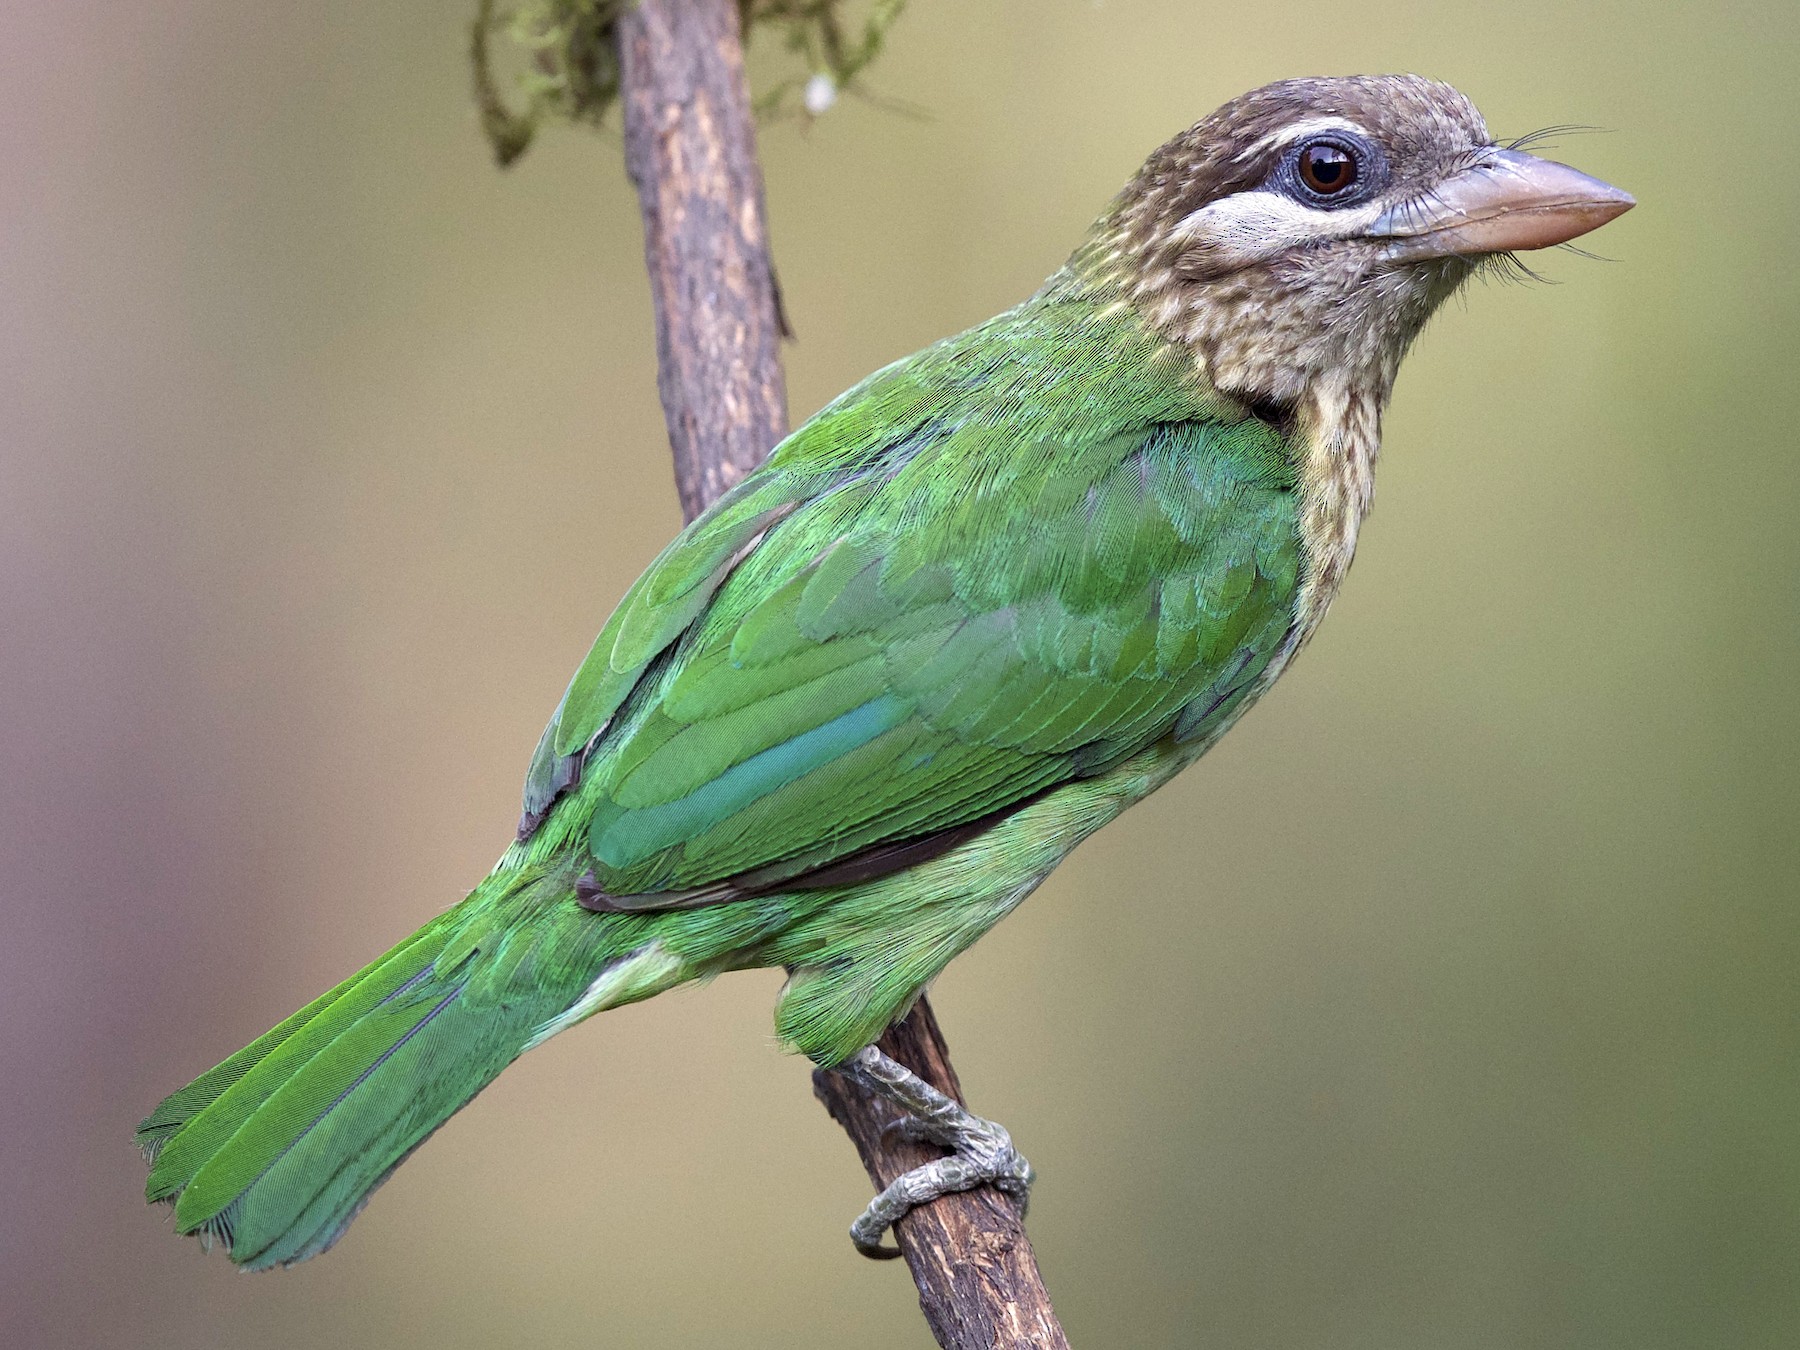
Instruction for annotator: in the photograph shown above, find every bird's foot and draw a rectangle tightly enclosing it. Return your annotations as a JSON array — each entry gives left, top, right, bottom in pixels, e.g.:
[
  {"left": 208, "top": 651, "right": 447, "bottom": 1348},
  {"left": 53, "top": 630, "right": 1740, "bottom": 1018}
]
[{"left": 838, "top": 1045, "right": 1034, "bottom": 1260}]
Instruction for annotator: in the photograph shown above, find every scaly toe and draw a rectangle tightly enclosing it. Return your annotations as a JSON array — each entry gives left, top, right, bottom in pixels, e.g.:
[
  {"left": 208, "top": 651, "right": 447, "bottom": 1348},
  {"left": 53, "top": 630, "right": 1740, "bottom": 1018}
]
[
  {"left": 835, "top": 1045, "right": 1036, "bottom": 1257},
  {"left": 878, "top": 1112, "right": 957, "bottom": 1150},
  {"left": 847, "top": 1135, "right": 1036, "bottom": 1258}
]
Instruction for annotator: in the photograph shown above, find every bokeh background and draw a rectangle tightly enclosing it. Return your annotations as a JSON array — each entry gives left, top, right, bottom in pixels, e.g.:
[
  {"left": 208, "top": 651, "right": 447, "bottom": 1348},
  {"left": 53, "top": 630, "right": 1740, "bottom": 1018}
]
[{"left": 5, "top": 1, "right": 1797, "bottom": 1346}]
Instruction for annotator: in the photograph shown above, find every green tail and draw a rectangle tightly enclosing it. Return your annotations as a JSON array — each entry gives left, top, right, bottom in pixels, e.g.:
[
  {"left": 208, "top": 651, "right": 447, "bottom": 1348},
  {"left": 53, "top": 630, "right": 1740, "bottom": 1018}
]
[{"left": 137, "top": 864, "right": 683, "bottom": 1270}]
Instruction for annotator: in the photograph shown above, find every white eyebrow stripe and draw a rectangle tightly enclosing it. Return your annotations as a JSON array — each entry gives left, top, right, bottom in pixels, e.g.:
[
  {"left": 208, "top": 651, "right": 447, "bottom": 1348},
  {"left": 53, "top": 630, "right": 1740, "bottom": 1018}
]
[{"left": 1233, "top": 116, "right": 1371, "bottom": 164}]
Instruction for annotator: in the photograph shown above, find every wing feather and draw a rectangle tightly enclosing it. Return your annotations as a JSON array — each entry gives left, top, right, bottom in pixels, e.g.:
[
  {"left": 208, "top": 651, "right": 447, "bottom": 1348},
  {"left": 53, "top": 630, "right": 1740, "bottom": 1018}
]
[{"left": 543, "top": 414, "right": 1299, "bottom": 900}]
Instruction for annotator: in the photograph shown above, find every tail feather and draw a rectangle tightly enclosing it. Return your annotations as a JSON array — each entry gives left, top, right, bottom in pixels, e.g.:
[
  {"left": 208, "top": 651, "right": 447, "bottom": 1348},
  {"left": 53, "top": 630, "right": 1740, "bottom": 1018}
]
[
  {"left": 138, "top": 869, "right": 684, "bottom": 1269},
  {"left": 141, "top": 921, "right": 456, "bottom": 1203},
  {"left": 192, "top": 983, "right": 508, "bottom": 1270},
  {"left": 137, "top": 961, "right": 373, "bottom": 1164}
]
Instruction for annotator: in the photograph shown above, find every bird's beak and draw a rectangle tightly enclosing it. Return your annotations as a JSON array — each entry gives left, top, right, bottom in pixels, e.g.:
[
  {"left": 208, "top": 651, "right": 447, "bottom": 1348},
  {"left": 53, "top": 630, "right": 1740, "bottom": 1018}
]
[{"left": 1369, "top": 147, "right": 1635, "bottom": 260}]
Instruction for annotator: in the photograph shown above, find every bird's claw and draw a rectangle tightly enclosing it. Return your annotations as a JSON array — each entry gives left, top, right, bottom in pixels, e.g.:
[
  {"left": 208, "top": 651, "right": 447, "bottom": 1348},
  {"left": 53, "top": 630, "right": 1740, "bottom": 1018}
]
[
  {"left": 849, "top": 1116, "right": 1035, "bottom": 1258},
  {"left": 839, "top": 1046, "right": 1034, "bottom": 1260}
]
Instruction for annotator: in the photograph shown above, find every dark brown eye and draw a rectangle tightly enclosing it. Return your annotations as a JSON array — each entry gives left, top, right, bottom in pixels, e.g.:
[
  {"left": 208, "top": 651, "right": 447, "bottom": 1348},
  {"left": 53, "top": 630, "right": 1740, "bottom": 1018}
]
[{"left": 1297, "top": 142, "right": 1358, "bottom": 196}]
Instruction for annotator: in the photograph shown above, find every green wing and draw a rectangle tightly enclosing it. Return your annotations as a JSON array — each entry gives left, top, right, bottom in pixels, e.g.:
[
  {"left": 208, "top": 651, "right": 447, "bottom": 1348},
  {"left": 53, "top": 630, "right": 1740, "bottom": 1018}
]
[
  {"left": 526, "top": 408, "right": 1301, "bottom": 901},
  {"left": 518, "top": 471, "right": 809, "bottom": 833}
]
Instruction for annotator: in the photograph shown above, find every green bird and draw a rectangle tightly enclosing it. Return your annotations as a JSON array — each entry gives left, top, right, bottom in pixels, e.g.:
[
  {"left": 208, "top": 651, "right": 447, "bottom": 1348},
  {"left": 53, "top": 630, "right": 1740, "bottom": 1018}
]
[{"left": 139, "top": 75, "right": 1632, "bottom": 1268}]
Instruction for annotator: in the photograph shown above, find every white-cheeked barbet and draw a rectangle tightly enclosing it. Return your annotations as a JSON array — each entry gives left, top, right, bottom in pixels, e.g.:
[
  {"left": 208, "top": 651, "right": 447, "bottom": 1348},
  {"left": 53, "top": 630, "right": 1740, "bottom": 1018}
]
[{"left": 139, "top": 75, "right": 1633, "bottom": 1268}]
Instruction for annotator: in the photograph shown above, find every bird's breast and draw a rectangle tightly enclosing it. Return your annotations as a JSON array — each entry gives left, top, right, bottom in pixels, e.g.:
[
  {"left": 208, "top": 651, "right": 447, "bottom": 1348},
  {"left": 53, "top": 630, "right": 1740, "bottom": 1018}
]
[{"left": 1262, "top": 380, "right": 1382, "bottom": 684}]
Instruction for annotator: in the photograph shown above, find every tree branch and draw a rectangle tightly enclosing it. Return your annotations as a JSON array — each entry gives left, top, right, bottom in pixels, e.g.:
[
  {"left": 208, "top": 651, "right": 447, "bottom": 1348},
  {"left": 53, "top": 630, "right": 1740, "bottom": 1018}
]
[
  {"left": 619, "top": 0, "right": 787, "bottom": 519},
  {"left": 612, "top": 2, "right": 1068, "bottom": 1345}
]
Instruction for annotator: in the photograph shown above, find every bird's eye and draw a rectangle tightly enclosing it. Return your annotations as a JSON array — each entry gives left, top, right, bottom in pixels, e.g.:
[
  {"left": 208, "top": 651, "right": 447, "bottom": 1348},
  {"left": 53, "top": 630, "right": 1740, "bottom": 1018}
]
[{"left": 1297, "top": 141, "right": 1359, "bottom": 197}]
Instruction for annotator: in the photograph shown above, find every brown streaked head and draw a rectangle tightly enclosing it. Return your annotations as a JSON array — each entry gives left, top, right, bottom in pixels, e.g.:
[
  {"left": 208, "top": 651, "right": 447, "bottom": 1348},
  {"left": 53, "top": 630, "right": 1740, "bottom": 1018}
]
[{"left": 1103, "top": 75, "right": 1634, "bottom": 410}]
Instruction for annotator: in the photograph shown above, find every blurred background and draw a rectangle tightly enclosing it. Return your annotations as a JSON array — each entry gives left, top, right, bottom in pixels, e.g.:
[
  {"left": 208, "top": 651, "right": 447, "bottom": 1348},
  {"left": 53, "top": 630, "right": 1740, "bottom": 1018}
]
[{"left": 4, "top": 1, "right": 1797, "bottom": 1346}]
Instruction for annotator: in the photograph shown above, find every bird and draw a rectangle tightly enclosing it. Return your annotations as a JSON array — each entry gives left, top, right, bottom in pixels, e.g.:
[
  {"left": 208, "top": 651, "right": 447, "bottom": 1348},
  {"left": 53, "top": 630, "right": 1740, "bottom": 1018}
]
[{"left": 138, "top": 74, "right": 1633, "bottom": 1269}]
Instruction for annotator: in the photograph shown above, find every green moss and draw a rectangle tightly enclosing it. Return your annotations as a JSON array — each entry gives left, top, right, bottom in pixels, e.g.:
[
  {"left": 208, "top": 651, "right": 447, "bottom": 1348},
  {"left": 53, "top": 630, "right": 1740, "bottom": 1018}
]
[{"left": 471, "top": 0, "right": 910, "bottom": 167}]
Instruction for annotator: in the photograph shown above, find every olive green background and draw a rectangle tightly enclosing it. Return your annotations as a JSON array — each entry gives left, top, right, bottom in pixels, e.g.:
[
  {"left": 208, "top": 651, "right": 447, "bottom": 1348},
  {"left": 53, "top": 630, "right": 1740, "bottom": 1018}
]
[{"left": 4, "top": 2, "right": 1796, "bottom": 1346}]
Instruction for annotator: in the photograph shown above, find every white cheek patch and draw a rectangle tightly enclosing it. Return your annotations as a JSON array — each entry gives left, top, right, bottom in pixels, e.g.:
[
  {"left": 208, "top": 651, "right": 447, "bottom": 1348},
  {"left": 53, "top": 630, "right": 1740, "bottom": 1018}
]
[{"left": 1170, "top": 190, "right": 1386, "bottom": 275}]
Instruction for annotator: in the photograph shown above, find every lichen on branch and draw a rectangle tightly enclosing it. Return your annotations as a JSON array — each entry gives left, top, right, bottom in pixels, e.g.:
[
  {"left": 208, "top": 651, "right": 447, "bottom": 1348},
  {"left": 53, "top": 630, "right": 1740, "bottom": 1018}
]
[{"left": 472, "top": 0, "right": 908, "bottom": 166}]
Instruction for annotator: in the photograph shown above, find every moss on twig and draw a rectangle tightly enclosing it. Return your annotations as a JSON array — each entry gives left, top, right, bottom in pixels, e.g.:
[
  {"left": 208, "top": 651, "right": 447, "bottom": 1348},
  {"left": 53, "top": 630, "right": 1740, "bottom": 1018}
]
[{"left": 472, "top": 0, "right": 908, "bottom": 167}]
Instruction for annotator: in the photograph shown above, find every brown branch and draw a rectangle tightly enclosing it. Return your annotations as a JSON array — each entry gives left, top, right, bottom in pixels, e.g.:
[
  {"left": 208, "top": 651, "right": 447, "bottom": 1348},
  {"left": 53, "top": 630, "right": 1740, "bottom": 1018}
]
[
  {"left": 612, "top": 2, "right": 1068, "bottom": 1345},
  {"left": 619, "top": 0, "right": 788, "bottom": 520}
]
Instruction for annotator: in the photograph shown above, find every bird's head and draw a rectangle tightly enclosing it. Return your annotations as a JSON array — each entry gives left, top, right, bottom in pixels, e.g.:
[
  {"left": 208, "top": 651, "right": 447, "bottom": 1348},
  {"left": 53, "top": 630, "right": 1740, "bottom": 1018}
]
[{"left": 1102, "top": 75, "right": 1634, "bottom": 413}]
